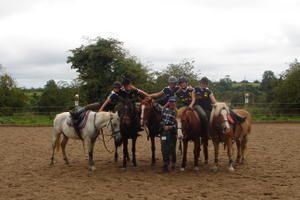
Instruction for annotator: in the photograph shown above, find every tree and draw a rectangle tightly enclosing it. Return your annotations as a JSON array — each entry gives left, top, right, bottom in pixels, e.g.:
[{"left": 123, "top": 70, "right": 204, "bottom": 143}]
[
  {"left": 154, "top": 60, "right": 200, "bottom": 91},
  {"left": 274, "top": 59, "right": 300, "bottom": 113},
  {"left": 67, "top": 37, "right": 152, "bottom": 102},
  {"left": 260, "top": 70, "right": 278, "bottom": 102},
  {"left": 0, "top": 73, "right": 27, "bottom": 115}
]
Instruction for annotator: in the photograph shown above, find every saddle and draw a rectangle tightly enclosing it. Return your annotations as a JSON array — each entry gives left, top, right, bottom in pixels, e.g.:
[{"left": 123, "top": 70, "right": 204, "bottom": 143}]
[{"left": 68, "top": 109, "right": 91, "bottom": 139}]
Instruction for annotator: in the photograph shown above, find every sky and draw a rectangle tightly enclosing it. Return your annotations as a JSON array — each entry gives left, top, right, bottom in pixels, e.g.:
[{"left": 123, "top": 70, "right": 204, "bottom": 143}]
[{"left": 0, "top": 0, "right": 299, "bottom": 88}]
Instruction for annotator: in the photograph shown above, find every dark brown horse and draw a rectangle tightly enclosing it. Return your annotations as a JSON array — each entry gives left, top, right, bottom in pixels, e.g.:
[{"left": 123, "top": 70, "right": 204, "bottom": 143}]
[
  {"left": 140, "top": 98, "right": 162, "bottom": 166},
  {"left": 177, "top": 107, "right": 208, "bottom": 171},
  {"left": 117, "top": 100, "right": 139, "bottom": 169}
]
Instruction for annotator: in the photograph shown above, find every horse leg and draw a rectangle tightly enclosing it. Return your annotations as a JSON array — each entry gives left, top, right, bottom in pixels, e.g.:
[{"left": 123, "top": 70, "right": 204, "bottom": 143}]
[
  {"left": 61, "top": 135, "right": 69, "bottom": 165},
  {"left": 126, "top": 148, "right": 130, "bottom": 161},
  {"left": 50, "top": 131, "right": 61, "bottom": 165},
  {"left": 241, "top": 135, "right": 248, "bottom": 164},
  {"left": 132, "top": 137, "right": 137, "bottom": 167},
  {"left": 236, "top": 138, "right": 242, "bottom": 164},
  {"left": 122, "top": 139, "right": 128, "bottom": 169},
  {"left": 227, "top": 136, "right": 234, "bottom": 172},
  {"left": 87, "top": 138, "right": 96, "bottom": 171},
  {"left": 212, "top": 138, "right": 219, "bottom": 172},
  {"left": 180, "top": 139, "right": 188, "bottom": 171},
  {"left": 150, "top": 135, "right": 156, "bottom": 166},
  {"left": 114, "top": 141, "right": 118, "bottom": 162},
  {"left": 194, "top": 138, "right": 200, "bottom": 171},
  {"left": 202, "top": 136, "right": 209, "bottom": 164}
]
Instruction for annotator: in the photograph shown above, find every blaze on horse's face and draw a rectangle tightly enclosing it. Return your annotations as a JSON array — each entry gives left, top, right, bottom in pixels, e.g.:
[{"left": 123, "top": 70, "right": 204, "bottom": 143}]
[
  {"left": 218, "top": 108, "right": 231, "bottom": 134},
  {"left": 140, "top": 98, "right": 153, "bottom": 126}
]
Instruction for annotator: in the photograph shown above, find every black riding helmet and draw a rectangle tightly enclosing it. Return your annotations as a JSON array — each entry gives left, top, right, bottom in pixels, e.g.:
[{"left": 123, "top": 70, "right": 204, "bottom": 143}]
[
  {"left": 178, "top": 76, "right": 188, "bottom": 84},
  {"left": 122, "top": 77, "right": 131, "bottom": 86},
  {"left": 199, "top": 77, "right": 209, "bottom": 85},
  {"left": 112, "top": 81, "right": 122, "bottom": 88}
]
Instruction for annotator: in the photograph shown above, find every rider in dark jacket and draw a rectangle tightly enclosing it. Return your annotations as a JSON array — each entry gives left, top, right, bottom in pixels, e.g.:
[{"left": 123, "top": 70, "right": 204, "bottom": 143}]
[{"left": 150, "top": 76, "right": 179, "bottom": 105}]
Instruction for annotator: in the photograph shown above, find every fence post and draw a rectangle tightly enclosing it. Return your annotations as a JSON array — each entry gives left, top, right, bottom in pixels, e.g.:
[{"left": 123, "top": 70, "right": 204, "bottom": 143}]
[{"left": 75, "top": 94, "right": 79, "bottom": 107}]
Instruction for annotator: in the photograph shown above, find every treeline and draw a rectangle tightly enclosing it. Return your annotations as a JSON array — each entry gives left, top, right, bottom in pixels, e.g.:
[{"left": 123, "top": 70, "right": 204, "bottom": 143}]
[{"left": 0, "top": 37, "right": 299, "bottom": 115}]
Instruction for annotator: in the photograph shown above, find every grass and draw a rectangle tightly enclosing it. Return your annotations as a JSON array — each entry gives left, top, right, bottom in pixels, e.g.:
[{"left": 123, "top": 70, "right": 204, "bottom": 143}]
[
  {"left": 0, "top": 113, "right": 299, "bottom": 125},
  {"left": 0, "top": 114, "right": 54, "bottom": 125}
]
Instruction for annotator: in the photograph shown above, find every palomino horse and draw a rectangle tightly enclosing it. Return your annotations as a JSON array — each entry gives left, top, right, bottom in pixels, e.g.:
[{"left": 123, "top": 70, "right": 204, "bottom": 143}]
[
  {"left": 140, "top": 98, "right": 162, "bottom": 166},
  {"left": 177, "top": 107, "right": 208, "bottom": 171},
  {"left": 117, "top": 100, "right": 140, "bottom": 169},
  {"left": 210, "top": 102, "right": 252, "bottom": 172},
  {"left": 51, "top": 111, "right": 120, "bottom": 171}
]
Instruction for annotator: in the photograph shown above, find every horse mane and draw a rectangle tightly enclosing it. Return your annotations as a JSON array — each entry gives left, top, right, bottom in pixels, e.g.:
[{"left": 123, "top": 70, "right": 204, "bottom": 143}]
[{"left": 210, "top": 102, "right": 230, "bottom": 125}]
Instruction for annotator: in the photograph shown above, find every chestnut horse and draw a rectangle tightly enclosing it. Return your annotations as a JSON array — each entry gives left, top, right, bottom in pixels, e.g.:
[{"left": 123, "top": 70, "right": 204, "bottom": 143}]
[
  {"left": 210, "top": 102, "right": 252, "bottom": 172},
  {"left": 140, "top": 98, "right": 162, "bottom": 166},
  {"left": 177, "top": 107, "right": 208, "bottom": 171}
]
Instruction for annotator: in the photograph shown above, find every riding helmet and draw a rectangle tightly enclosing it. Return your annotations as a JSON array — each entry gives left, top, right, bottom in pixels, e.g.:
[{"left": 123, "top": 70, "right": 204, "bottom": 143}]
[
  {"left": 178, "top": 76, "right": 188, "bottom": 84},
  {"left": 200, "top": 77, "right": 209, "bottom": 84},
  {"left": 122, "top": 77, "right": 131, "bottom": 86},
  {"left": 168, "top": 76, "right": 178, "bottom": 84},
  {"left": 112, "top": 81, "right": 122, "bottom": 88}
]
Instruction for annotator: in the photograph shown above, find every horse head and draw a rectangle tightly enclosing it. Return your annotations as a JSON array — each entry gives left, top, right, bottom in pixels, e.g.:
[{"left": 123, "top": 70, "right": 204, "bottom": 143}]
[
  {"left": 181, "top": 107, "right": 201, "bottom": 136},
  {"left": 105, "top": 112, "right": 121, "bottom": 136},
  {"left": 211, "top": 102, "right": 231, "bottom": 134},
  {"left": 140, "top": 97, "right": 154, "bottom": 126},
  {"left": 118, "top": 99, "right": 137, "bottom": 126}
]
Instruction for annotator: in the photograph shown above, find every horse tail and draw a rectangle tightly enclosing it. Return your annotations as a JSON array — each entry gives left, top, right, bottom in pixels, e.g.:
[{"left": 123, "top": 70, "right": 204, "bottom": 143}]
[{"left": 55, "top": 133, "right": 61, "bottom": 152}]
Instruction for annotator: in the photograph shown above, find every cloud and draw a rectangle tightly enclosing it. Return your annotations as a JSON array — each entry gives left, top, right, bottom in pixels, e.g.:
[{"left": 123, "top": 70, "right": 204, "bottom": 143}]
[{"left": 0, "top": 0, "right": 299, "bottom": 87}]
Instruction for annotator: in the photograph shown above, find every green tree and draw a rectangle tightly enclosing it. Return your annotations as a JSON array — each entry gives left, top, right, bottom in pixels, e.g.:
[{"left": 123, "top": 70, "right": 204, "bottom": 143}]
[
  {"left": 274, "top": 59, "right": 300, "bottom": 113},
  {"left": 154, "top": 60, "right": 200, "bottom": 91},
  {"left": 0, "top": 73, "right": 27, "bottom": 115},
  {"left": 261, "top": 70, "right": 278, "bottom": 102},
  {"left": 67, "top": 37, "right": 152, "bottom": 102}
]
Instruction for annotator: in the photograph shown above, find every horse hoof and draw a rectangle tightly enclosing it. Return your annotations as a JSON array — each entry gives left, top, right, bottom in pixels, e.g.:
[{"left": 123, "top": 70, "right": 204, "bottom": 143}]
[
  {"left": 194, "top": 167, "right": 199, "bottom": 171},
  {"left": 89, "top": 166, "right": 96, "bottom": 171},
  {"left": 211, "top": 166, "right": 218, "bottom": 173},
  {"left": 228, "top": 166, "right": 235, "bottom": 172},
  {"left": 180, "top": 168, "right": 185, "bottom": 172}
]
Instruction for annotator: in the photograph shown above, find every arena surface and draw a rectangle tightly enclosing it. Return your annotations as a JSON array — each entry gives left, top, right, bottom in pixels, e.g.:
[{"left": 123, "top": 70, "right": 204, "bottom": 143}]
[{"left": 0, "top": 124, "right": 299, "bottom": 200}]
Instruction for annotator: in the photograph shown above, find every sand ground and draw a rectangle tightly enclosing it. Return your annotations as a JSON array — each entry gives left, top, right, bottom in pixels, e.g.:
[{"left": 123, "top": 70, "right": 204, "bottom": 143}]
[{"left": 0, "top": 124, "right": 299, "bottom": 200}]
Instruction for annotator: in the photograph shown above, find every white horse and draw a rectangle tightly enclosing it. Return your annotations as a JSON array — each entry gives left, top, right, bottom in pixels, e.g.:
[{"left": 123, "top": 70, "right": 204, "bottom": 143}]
[{"left": 50, "top": 111, "right": 120, "bottom": 171}]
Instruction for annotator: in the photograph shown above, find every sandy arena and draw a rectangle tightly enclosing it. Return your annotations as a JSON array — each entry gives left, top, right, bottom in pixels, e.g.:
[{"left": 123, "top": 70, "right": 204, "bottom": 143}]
[{"left": 0, "top": 123, "right": 299, "bottom": 200}]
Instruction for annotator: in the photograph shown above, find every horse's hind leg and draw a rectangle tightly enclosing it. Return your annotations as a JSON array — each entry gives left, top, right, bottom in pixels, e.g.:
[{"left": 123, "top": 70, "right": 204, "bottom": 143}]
[
  {"left": 50, "top": 131, "right": 61, "bottom": 165},
  {"left": 61, "top": 135, "right": 69, "bottom": 165},
  {"left": 241, "top": 135, "right": 248, "bottom": 164},
  {"left": 132, "top": 138, "right": 137, "bottom": 167},
  {"left": 150, "top": 135, "right": 156, "bottom": 166}
]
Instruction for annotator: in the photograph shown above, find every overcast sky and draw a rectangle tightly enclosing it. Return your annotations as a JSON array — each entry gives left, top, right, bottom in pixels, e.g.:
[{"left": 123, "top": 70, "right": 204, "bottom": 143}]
[{"left": 0, "top": 0, "right": 299, "bottom": 88}]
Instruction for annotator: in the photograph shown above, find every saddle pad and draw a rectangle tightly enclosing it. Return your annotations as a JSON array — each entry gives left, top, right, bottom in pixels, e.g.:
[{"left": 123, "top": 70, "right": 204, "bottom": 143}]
[
  {"left": 78, "top": 110, "right": 91, "bottom": 130},
  {"left": 227, "top": 114, "right": 235, "bottom": 124}
]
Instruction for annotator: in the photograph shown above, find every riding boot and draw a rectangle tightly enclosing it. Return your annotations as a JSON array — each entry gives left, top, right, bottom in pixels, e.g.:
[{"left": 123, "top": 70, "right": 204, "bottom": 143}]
[{"left": 162, "top": 162, "right": 169, "bottom": 173}]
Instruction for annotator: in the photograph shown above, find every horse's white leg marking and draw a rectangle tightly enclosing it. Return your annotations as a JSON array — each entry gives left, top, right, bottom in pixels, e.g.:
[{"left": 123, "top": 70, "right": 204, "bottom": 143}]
[
  {"left": 177, "top": 119, "right": 183, "bottom": 139},
  {"left": 140, "top": 105, "right": 145, "bottom": 126}
]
